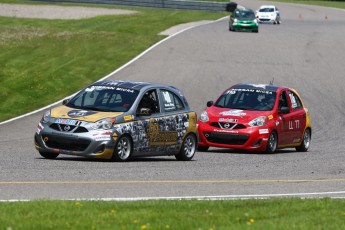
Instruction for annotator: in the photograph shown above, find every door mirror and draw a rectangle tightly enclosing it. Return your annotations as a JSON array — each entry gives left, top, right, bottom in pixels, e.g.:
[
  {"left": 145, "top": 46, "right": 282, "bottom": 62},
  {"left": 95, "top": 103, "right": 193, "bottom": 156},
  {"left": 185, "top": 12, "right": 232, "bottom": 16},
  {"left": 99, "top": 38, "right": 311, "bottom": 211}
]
[
  {"left": 207, "top": 101, "right": 214, "bottom": 107},
  {"left": 62, "top": 98, "right": 70, "bottom": 105},
  {"left": 279, "top": 106, "right": 290, "bottom": 114}
]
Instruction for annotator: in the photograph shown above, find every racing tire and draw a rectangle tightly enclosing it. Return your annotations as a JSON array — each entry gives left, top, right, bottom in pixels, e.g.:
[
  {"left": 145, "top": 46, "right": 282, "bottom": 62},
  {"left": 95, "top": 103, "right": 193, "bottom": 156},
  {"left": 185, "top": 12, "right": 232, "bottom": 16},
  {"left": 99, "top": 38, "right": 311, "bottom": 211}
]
[
  {"left": 296, "top": 129, "right": 311, "bottom": 152},
  {"left": 39, "top": 151, "right": 59, "bottom": 159},
  {"left": 112, "top": 135, "right": 132, "bottom": 162},
  {"left": 265, "top": 131, "right": 277, "bottom": 154},
  {"left": 175, "top": 134, "right": 196, "bottom": 161},
  {"left": 197, "top": 145, "right": 209, "bottom": 152}
]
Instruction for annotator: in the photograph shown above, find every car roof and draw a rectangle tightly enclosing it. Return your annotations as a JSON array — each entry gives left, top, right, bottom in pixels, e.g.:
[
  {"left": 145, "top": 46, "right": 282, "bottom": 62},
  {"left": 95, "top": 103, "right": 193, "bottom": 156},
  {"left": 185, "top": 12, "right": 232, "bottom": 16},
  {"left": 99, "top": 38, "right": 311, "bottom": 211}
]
[
  {"left": 232, "top": 83, "right": 281, "bottom": 92},
  {"left": 259, "top": 5, "right": 276, "bottom": 9},
  {"left": 91, "top": 80, "right": 180, "bottom": 92}
]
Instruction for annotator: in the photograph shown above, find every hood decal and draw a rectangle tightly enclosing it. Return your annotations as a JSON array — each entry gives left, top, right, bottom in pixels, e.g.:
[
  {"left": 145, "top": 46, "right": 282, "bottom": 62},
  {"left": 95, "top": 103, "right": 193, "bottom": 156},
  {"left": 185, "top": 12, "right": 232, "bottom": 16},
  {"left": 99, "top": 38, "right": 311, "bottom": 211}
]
[
  {"left": 68, "top": 110, "right": 97, "bottom": 118},
  {"left": 51, "top": 106, "right": 124, "bottom": 122}
]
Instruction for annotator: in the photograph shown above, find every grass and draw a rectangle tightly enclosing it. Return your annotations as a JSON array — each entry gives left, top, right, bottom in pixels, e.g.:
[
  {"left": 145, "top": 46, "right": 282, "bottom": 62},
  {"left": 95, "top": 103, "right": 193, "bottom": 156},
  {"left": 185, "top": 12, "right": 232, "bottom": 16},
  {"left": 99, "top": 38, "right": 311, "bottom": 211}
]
[
  {"left": 0, "top": 198, "right": 344, "bottom": 229},
  {"left": 0, "top": 0, "right": 227, "bottom": 122},
  {"left": 269, "top": 0, "right": 345, "bottom": 9}
]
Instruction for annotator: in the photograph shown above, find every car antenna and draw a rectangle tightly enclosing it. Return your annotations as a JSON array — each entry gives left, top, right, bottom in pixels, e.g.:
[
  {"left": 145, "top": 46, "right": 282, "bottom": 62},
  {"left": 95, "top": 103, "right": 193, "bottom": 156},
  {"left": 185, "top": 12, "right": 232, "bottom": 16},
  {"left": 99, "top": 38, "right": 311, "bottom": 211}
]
[{"left": 269, "top": 78, "right": 275, "bottom": 85}]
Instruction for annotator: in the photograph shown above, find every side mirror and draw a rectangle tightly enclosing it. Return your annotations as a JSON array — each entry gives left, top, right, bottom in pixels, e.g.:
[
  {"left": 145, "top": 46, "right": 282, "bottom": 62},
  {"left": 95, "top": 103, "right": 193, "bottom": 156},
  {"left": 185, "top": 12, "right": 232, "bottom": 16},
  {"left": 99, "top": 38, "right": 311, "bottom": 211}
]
[
  {"left": 62, "top": 98, "right": 70, "bottom": 105},
  {"left": 226, "top": 2, "right": 238, "bottom": 12},
  {"left": 206, "top": 101, "right": 214, "bottom": 107},
  {"left": 279, "top": 106, "right": 290, "bottom": 114},
  {"left": 137, "top": 108, "right": 152, "bottom": 116}
]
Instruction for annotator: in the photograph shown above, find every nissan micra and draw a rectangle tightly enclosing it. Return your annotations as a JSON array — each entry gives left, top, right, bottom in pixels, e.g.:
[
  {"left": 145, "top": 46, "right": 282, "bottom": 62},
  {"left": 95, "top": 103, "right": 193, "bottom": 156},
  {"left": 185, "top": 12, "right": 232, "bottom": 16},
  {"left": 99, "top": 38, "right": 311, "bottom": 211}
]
[{"left": 35, "top": 80, "right": 198, "bottom": 161}]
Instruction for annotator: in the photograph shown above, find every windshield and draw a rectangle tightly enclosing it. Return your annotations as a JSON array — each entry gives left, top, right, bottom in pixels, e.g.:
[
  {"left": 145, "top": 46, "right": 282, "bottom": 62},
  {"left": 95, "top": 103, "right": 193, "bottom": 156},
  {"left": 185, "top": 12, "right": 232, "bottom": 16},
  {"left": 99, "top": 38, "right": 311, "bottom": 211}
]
[
  {"left": 259, "top": 8, "right": 274, "bottom": 13},
  {"left": 214, "top": 88, "right": 276, "bottom": 111},
  {"left": 66, "top": 85, "right": 139, "bottom": 112},
  {"left": 234, "top": 10, "right": 256, "bottom": 20}
]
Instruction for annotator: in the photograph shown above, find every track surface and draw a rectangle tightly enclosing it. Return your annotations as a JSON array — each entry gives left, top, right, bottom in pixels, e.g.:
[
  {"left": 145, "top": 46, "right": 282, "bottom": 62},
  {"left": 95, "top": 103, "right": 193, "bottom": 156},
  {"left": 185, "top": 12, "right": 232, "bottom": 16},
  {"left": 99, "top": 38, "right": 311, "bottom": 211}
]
[{"left": 1, "top": 0, "right": 345, "bottom": 200}]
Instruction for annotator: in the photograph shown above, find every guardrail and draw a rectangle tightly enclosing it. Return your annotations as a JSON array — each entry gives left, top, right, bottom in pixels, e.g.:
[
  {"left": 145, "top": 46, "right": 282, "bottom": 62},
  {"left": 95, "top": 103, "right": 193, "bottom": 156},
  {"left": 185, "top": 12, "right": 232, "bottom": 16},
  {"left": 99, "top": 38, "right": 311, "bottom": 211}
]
[{"left": 31, "top": 0, "right": 228, "bottom": 12}]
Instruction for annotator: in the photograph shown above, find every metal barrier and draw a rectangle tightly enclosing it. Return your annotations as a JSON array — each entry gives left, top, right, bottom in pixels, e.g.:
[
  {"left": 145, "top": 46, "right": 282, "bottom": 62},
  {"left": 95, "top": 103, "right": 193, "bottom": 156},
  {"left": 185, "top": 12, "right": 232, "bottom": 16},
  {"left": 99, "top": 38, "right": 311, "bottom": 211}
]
[{"left": 31, "top": 0, "right": 228, "bottom": 12}]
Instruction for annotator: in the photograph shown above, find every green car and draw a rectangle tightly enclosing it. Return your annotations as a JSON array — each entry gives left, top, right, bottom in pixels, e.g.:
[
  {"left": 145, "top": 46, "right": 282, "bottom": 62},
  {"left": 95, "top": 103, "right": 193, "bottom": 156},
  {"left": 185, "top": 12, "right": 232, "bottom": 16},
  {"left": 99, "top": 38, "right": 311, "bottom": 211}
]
[{"left": 229, "top": 8, "right": 259, "bottom": 33}]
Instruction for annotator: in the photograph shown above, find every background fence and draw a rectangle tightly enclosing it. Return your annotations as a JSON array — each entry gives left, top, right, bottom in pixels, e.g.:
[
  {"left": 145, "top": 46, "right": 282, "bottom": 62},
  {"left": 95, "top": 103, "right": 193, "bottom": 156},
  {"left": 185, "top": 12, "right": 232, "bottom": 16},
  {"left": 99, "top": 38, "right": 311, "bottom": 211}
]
[{"left": 31, "top": 0, "right": 229, "bottom": 12}]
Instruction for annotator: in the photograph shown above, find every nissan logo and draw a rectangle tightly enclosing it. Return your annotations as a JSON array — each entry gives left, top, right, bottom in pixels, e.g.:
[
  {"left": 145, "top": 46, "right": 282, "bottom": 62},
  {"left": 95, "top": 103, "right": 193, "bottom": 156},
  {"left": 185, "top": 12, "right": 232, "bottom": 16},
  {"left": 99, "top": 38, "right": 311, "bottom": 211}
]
[
  {"left": 224, "top": 123, "right": 230, "bottom": 129},
  {"left": 64, "top": 125, "right": 71, "bottom": 132}
]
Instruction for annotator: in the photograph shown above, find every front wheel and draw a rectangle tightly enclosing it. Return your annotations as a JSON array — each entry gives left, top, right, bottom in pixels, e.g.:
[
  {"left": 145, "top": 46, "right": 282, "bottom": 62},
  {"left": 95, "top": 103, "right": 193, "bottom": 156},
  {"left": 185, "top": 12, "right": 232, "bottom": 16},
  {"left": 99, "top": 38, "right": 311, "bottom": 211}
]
[
  {"left": 296, "top": 129, "right": 311, "bottom": 152},
  {"left": 112, "top": 135, "right": 132, "bottom": 162},
  {"left": 175, "top": 134, "right": 196, "bottom": 161},
  {"left": 265, "top": 131, "right": 277, "bottom": 154},
  {"left": 39, "top": 151, "right": 59, "bottom": 159}
]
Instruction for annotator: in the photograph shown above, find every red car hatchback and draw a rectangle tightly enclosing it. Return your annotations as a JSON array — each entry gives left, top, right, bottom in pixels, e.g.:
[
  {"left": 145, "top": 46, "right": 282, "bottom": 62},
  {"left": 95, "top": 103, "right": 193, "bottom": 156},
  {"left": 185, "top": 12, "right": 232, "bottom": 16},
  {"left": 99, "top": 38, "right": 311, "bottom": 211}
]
[{"left": 197, "top": 84, "right": 311, "bottom": 153}]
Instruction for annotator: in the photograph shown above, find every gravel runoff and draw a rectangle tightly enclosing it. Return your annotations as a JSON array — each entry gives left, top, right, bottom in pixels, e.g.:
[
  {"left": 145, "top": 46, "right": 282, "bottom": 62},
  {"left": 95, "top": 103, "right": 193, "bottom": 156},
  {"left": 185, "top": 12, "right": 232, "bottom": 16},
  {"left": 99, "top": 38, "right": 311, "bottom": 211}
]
[
  {"left": 0, "top": 3, "right": 214, "bottom": 36},
  {"left": 0, "top": 3, "right": 137, "bottom": 19}
]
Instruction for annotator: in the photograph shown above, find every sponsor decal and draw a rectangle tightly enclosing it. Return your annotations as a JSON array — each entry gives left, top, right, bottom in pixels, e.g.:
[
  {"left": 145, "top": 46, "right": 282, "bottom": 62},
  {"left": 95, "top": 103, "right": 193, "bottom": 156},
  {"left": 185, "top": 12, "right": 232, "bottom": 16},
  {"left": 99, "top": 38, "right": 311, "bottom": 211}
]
[
  {"left": 36, "top": 123, "right": 44, "bottom": 134},
  {"left": 55, "top": 118, "right": 78, "bottom": 125},
  {"left": 226, "top": 88, "right": 273, "bottom": 95},
  {"left": 219, "top": 110, "right": 246, "bottom": 117},
  {"left": 259, "top": 129, "right": 269, "bottom": 134},
  {"left": 293, "top": 138, "right": 301, "bottom": 143},
  {"left": 124, "top": 115, "right": 134, "bottom": 121},
  {"left": 219, "top": 118, "right": 238, "bottom": 123},
  {"left": 213, "top": 129, "right": 238, "bottom": 133},
  {"left": 268, "top": 115, "right": 274, "bottom": 120},
  {"left": 67, "top": 110, "right": 97, "bottom": 118},
  {"left": 94, "top": 136, "right": 111, "bottom": 141},
  {"left": 289, "top": 120, "right": 300, "bottom": 130}
]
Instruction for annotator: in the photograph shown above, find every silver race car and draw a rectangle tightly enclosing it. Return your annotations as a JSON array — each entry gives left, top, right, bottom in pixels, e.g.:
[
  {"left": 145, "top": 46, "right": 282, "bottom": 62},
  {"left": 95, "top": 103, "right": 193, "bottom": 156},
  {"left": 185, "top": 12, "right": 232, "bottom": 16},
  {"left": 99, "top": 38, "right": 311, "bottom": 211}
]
[{"left": 35, "top": 80, "right": 198, "bottom": 162}]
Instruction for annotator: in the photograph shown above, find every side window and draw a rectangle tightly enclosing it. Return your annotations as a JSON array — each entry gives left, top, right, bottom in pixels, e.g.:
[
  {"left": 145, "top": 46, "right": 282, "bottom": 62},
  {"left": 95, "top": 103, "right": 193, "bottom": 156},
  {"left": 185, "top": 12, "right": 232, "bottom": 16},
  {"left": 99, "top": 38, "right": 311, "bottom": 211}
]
[
  {"left": 288, "top": 91, "right": 303, "bottom": 109},
  {"left": 161, "top": 90, "right": 185, "bottom": 112},
  {"left": 138, "top": 89, "right": 160, "bottom": 114},
  {"left": 279, "top": 91, "right": 289, "bottom": 109}
]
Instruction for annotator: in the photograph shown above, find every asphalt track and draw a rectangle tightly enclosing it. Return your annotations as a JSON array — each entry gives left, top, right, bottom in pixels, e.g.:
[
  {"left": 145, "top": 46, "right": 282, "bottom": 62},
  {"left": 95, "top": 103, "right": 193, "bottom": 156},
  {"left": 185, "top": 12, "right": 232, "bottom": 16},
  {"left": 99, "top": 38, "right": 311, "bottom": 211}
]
[{"left": 1, "top": 0, "right": 345, "bottom": 200}]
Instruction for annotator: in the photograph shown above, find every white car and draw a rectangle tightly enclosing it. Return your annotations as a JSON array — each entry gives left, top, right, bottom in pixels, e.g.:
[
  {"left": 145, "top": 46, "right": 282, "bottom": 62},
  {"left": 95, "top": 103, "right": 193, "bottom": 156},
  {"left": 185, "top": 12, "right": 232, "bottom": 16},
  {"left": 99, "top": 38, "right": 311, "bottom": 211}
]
[{"left": 256, "top": 5, "right": 281, "bottom": 24}]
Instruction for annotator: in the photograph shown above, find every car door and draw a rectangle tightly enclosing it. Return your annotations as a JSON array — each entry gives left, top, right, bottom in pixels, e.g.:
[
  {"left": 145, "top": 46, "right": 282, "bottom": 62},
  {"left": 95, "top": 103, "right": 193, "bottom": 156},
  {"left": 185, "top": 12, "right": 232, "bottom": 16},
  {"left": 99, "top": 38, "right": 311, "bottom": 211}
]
[
  {"left": 287, "top": 90, "right": 307, "bottom": 144},
  {"left": 158, "top": 89, "right": 190, "bottom": 153},
  {"left": 277, "top": 90, "right": 296, "bottom": 146},
  {"left": 135, "top": 88, "right": 168, "bottom": 155}
]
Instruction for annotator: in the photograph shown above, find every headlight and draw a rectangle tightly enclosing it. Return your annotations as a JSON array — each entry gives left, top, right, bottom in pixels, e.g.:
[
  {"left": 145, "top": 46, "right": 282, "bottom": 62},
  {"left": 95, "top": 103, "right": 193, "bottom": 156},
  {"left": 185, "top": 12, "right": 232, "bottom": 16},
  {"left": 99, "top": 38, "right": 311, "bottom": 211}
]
[
  {"left": 91, "top": 118, "right": 114, "bottom": 130},
  {"left": 42, "top": 110, "right": 51, "bottom": 123},
  {"left": 249, "top": 116, "right": 267, "bottom": 127},
  {"left": 234, "top": 18, "right": 238, "bottom": 23},
  {"left": 254, "top": 19, "right": 258, "bottom": 24},
  {"left": 199, "top": 111, "right": 209, "bottom": 122}
]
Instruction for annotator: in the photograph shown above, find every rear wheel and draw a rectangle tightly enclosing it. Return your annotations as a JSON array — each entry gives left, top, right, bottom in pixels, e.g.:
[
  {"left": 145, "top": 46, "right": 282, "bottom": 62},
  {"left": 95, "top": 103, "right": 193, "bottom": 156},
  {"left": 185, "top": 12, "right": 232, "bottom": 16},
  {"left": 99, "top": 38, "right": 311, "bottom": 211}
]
[
  {"left": 39, "top": 151, "right": 59, "bottom": 159},
  {"left": 112, "top": 135, "right": 132, "bottom": 162},
  {"left": 265, "top": 131, "right": 277, "bottom": 154},
  {"left": 296, "top": 129, "right": 311, "bottom": 152},
  {"left": 175, "top": 134, "right": 196, "bottom": 161}
]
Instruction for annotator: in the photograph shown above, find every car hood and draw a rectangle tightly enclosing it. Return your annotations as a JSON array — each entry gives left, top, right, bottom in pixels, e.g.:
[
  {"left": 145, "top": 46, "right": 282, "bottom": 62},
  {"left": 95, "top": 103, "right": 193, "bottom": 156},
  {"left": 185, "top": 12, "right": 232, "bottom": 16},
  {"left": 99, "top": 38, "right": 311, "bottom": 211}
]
[
  {"left": 207, "top": 107, "right": 272, "bottom": 123},
  {"left": 50, "top": 105, "right": 124, "bottom": 123}
]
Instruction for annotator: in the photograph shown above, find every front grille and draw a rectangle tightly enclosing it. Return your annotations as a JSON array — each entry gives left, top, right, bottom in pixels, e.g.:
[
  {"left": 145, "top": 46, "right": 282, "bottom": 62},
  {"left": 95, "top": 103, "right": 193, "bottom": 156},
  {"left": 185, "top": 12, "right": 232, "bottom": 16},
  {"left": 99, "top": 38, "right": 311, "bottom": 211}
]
[
  {"left": 205, "top": 132, "right": 249, "bottom": 145},
  {"left": 42, "top": 134, "right": 91, "bottom": 151},
  {"left": 210, "top": 122, "right": 246, "bottom": 129},
  {"left": 50, "top": 123, "right": 88, "bottom": 133}
]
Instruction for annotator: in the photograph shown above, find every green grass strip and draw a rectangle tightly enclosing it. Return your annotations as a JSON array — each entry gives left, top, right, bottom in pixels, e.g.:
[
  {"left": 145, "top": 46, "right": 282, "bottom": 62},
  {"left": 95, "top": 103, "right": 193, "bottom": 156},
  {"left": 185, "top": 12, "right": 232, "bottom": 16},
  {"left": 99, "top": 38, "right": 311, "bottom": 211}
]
[{"left": 0, "top": 198, "right": 344, "bottom": 229}]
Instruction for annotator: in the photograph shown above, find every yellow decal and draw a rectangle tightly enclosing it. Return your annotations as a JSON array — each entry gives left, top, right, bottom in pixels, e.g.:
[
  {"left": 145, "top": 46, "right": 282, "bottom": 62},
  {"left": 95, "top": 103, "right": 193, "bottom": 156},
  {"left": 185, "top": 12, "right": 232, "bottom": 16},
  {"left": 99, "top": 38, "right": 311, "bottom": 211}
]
[
  {"left": 148, "top": 118, "right": 178, "bottom": 146},
  {"left": 124, "top": 115, "right": 134, "bottom": 121},
  {"left": 268, "top": 115, "right": 273, "bottom": 120},
  {"left": 51, "top": 105, "right": 124, "bottom": 122}
]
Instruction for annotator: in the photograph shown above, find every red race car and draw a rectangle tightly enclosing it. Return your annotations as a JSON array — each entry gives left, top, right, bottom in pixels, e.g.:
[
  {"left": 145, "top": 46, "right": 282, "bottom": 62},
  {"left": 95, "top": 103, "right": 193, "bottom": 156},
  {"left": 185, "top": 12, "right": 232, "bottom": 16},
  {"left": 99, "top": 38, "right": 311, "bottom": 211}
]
[{"left": 197, "top": 83, "right": 311, "bottom": 153}]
